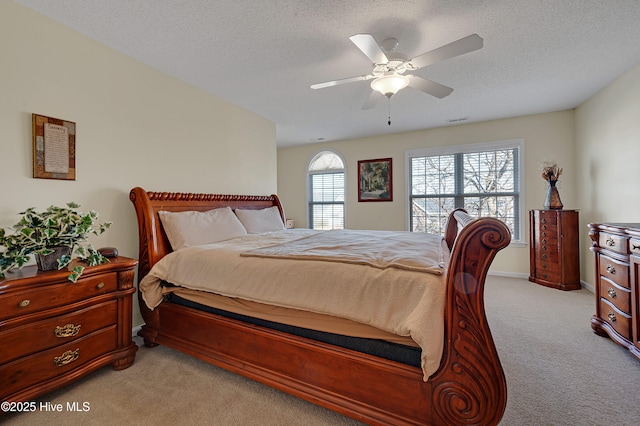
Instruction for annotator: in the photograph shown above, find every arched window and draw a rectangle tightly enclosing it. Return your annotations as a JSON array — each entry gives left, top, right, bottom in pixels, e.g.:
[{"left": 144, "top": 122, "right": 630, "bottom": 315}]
[{"left": 307, "top": 151, "right": 345, "bottom": 229}]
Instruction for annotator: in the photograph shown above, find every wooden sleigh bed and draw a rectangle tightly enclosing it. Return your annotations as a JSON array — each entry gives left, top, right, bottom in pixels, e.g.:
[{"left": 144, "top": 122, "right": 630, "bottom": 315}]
[{"left": 130, "top": 187, "right": 511, "bottom": 425}]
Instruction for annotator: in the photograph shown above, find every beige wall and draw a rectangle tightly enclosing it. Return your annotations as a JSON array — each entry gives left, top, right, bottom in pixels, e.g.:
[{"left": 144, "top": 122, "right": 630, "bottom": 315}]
[
  {"left": 278, "top": 110, "right": 577, "bottom": 276},
  {"left": 1, "top": 2, "right": 277, "bottom": 327},
  {"left": 575, "top": 62, "right": 640, "bottom": 287}
]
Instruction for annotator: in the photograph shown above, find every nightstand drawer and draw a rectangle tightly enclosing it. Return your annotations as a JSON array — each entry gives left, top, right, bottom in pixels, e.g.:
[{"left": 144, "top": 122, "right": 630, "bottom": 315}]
[
  {"left": 630, "top": 238, "right": 640, "bottom": 257},
  {"left": 0, "top": 300, "right": 117, "bottom": 365},
  {"left": 0, "top": 272, "right": 117, "bottom": 321},
  {"left": 0, "top": 326, "right": 117, "bottom": 399},
  {"left": 599, "top": 277, "right": 631, "bottom": 314},
  {"left": 599, "top": 255, "right": 629, "bottom": 288},
  {"left": 599, "top": 298, "right": 631, "bottom": 340}
]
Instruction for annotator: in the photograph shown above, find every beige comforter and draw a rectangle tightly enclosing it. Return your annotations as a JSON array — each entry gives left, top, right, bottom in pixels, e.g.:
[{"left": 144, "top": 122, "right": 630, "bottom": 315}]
[
  {"left": 241, "top": 229, "right": 445, "bottom": 273},
  {"left": 139, "top": 229, "right": 448, "bottom": 379}
]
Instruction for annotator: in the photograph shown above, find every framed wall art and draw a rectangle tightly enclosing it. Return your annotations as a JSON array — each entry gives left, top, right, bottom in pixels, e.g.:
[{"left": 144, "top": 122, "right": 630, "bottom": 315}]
[
  {"left": 32, "top": 113, "right": 76, "bottom": 180},
  {"left": 357, "top": 157, "right": 392, "bottom": 202}
]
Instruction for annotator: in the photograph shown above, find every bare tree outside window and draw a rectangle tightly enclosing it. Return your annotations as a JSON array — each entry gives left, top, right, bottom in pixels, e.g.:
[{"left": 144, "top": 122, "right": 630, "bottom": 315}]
[{"left": 409, "top": 142, "right": 521, "bottom": 239}]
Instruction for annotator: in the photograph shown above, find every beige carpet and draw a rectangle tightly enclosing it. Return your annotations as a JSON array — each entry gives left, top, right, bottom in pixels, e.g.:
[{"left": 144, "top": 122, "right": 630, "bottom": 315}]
[{"left": 3, "top": 276, "right": 640, "bottom": 425}]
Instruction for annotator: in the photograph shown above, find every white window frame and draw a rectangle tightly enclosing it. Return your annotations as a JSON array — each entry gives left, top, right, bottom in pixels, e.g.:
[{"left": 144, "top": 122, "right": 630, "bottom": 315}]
[
  {"left": 306, "top": 150, "right": 346, "bottom": 230},
  {"left": 405, "top": 139, "right": 525, "bottom": 245}
]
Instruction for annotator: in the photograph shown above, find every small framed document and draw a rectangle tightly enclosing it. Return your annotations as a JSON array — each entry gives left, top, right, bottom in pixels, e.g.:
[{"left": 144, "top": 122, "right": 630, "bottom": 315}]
[{"left": 32, "top": 114, "right": 76, "bottom": 180}]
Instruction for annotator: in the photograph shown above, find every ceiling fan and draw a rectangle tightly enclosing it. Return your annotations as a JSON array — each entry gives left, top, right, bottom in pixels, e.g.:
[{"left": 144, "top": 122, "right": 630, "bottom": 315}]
[{"left": 311, "top": 33, "right": 483, "bottom": 122}]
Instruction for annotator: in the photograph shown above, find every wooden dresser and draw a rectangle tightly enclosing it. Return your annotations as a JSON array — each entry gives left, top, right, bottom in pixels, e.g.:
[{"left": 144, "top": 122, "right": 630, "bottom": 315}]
[
  {"left": 589, "top": 223, "right": 640, "bottom": 361},
  {"left": 0, "top": 257, "right": 138, "bottom": 403},
  {"left": 529, "top": 210, "right": 581, "bottom": 290}
]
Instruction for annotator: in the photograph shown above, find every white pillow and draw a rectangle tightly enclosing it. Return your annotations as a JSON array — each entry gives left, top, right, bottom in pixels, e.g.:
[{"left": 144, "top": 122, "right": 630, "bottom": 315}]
[
  {"left": 235, "top": 206, "right": 285, "bottom": 234},
  {"left": 158, "top": 207, "right": 247, "bottom": 250}
]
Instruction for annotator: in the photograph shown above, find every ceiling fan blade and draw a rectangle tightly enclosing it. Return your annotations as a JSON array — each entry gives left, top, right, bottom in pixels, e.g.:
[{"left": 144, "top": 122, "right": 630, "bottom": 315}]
[
  {"left": 409, "top": 34, "right": 483, "bottom": 69},
  {"left": 408, "top": 75, "right": 454, "bottom": 98},
  {"left": 362, "top": 90, "right": 380, "bottom": 110},
  {"left": 310, "top": 74, "right": 373, "bottom": 89},
  {"left": 349, "top": 34, "right": 389, "bottom": 65}
]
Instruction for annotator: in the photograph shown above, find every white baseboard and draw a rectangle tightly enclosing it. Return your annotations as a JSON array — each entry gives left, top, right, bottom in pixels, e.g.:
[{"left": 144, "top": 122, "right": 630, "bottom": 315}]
[
  {"left": 131, "top": 324, "right": 143, "bottom": 338},
  {"left": 580, "top": 280, "right": 595, "bottom": 293}
]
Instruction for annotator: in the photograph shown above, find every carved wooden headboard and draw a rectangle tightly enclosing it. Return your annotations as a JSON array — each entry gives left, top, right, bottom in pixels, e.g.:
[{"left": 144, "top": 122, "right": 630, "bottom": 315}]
[{"left": 129, "top": 187, "right": 284, "bottom": 280}]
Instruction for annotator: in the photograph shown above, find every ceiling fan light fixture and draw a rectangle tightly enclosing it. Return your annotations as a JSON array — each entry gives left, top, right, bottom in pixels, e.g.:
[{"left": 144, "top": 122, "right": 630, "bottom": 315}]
[{"left": 370, "top": 74, "right": 409, "bottom": 98}]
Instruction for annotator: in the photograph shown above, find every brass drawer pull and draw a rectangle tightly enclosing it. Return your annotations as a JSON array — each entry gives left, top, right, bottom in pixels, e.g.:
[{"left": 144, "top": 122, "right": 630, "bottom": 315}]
[
  {"left": 606, "top": 264, "right": 616, "bottom": 274},
  {"left": 607, "top": 312, "right": 616, "bottom": 322},
  {"left": 54, "top": 323, "right": 81, "bottom": 338},
  {"left": 608, "top": 288, "right": 617, "bottom": 298},
  {"left": 18, "top": 299, "right": 31, "bottom": 308},
  {"left": 96, "top": 282, "right": 105, "bottom": 290},
  {"left": 54, "top": 348, "right": 80, "bottom": 367},
  {"left": 633, "top": 244, "right": 640, "bottom": 250},
  {"left": 606, "top": 237, "right": 615, "bottom": 247}
]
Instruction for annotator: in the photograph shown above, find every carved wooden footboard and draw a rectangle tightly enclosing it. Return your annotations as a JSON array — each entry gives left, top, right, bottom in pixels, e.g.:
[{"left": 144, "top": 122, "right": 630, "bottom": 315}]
[{"left": 130, "top": 187, "right": 510, "bottom": 425}]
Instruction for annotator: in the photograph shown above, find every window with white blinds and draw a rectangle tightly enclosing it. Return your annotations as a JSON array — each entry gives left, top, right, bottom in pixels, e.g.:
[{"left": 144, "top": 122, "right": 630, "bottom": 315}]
[
  {"left": 407, "top": 140, "right": 523, "bottom": 241},
  {"left": 308, "top": 151, "right": 345, "bottom": 230}
]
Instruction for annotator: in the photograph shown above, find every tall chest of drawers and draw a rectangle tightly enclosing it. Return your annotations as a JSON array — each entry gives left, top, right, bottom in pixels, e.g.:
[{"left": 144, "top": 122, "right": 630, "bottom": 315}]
[
  {"left": 0, "top": 257, "right": 138, "bottom": 403},
  {"left": 589, "top": 223, "right": 640, "bottom": 361},
  {"left": 529, "top": 210, "right": 581, "bottom": 290}
]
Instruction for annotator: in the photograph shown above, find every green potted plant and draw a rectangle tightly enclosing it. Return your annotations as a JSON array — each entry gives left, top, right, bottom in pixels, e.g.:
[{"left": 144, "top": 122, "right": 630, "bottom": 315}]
[{"left": 0, "top": 202, "right": 112, "bottom": 282}]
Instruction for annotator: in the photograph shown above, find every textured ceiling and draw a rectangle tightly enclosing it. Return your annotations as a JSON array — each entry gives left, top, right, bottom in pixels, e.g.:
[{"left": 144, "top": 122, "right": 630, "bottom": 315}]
[{"left": 14, "top": 0, "right": 640, "bottom": 147}]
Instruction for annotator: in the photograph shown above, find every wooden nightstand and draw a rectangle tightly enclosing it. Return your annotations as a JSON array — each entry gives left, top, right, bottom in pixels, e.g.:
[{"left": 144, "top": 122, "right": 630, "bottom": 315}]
[{"left": 0, "top": 257, "right": 138, "bottom": 403}]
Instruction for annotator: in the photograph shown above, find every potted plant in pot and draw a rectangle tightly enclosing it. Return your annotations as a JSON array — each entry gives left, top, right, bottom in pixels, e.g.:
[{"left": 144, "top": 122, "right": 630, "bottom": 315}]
[{"left": 0, "top": 202, "right": 112, "bottom": 282}]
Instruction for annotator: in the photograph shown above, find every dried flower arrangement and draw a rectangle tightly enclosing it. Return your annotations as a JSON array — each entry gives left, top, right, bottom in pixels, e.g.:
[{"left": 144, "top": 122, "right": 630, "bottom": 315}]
[{"left": 541, "top": 162, "right": 563, "bottom": 182}]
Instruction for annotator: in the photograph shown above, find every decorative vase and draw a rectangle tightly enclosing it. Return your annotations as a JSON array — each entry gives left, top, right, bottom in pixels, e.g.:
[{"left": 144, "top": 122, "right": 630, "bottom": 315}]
[
  {"left": 36, "top": 246, "right": 72, "bottom": 271},
  {"left": 543, "top": 180, "right": 563, "bottom": 210}
]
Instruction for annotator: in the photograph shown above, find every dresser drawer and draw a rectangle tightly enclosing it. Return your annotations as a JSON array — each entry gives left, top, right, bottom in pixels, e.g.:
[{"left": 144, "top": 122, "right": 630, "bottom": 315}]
[
  {"left": 0, "top": 326, "right": 117, "bottom": 399},
  {"left": 537, "top": 211, "right": 558, "bottom": 226},
  {"left": 599, "top": 232, "right": 627, "bottom": 255},
  {"left": 534, "top": 260, "right": 560, "bottom": 281},
  {"left": 538, "top": 223, "right": 558, "bottom": 240},
  {"left": 537, "top": 231, "right": 557, "bottom": 246},
  {"left": 536, "top": 242, "right": 559, "bottom": 263},
  {"left": 598, "top": 255, "right": 629, "bottom": 288},
  {"left": 0, "top": 300, "right": 117, "bottom": 365},
  {"left": 599, "top": 277, "right": 631, "bottom": 314},
  {"left": 0, "top": 272, "right": 117, "bottom": 321},
  {"left": 599, "top": 298, "right": 631, "bottom": 340},
  {"left": 630, "top": 238, "right": 640, "bottom": 257}
]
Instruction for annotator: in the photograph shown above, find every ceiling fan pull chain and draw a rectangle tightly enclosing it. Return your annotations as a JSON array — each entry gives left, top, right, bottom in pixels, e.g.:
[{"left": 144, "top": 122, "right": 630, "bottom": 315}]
[{"left": 387, "top": 97, "right": 392, "bottom": 125}]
